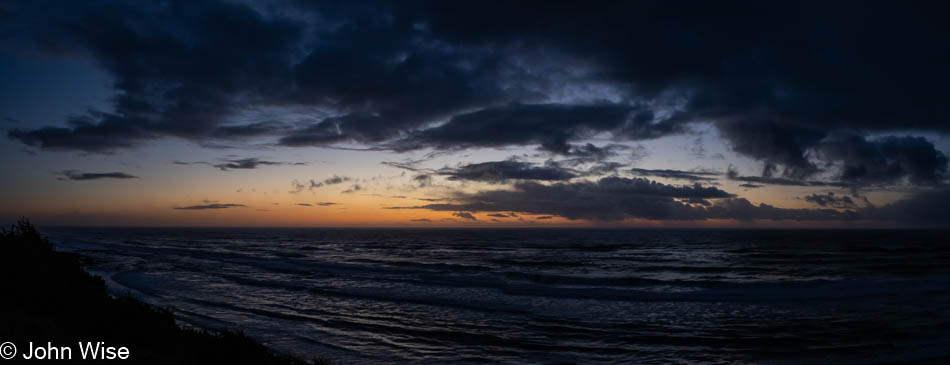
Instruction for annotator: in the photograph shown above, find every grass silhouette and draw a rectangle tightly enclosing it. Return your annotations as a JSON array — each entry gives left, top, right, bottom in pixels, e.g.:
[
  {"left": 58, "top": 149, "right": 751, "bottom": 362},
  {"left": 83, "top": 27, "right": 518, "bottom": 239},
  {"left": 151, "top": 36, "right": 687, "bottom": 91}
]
[{"left": 0, "top": 219, "right": 330, "bottom": 364}]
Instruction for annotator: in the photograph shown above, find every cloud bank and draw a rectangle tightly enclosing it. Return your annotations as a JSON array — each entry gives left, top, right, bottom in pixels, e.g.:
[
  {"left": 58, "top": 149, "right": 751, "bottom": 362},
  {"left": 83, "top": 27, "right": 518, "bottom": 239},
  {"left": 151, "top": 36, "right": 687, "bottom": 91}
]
[
  {"left": 173, "top": 203, "right": 246, "bottom": 210},
  {"left": 57, "top": 170, "right": 138, "bottom": 181},
  {"left": 4, "top": 1, "right": 947, "bottom": 190}
]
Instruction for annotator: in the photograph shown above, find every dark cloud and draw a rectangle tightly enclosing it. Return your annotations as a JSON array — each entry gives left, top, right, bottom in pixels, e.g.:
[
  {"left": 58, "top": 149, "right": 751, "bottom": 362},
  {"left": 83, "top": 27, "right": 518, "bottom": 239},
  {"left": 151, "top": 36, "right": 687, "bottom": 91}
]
[
  {"left": 305, "top": 175, "right": 352, "bottom": 189},
  {"left": 540, "top": 144, "right": 644, "bottom": 176},
  {"left": 536, "top": 216, "right": 554, "bottom": 220},
  {"left": 410, "top": 218, "right": 432, "bottom": 222},
  {"left": 396, "top": 177, "right": 736, "bottom": 221},
  {"left": 714, "top": 119, "right": 826, "bottom": 178},
  {"left": 565, "top": 143, "right": 629, "bottom": 162},
  {"left": 176, "top": 158, "right": 302, "bottom": 170},
  {"left": 400, "top": 156, "right": 629, "bottom": 186},
  {"left": 211, "top": 121, "right": 291, "bottom": 139},
  {"left": 173, "top": 161, "right": 209, "bottom": 166},
  {"left": 296, "top": 203, "right": 312, "bottom": 207},
  {"left": 724, "top": 131, "right": 950, "bottom": 189},
  {"left": 323, "top": 175, "right": 350, "bottom": 185},
  {"left": 392, "top": 103, "right": 673, "bottom": 154},
  {"left": 415, "top": 197, "right": 445, "bottom": 202},
  {"left": 7, "top": 0, "right": 303, "bottom": 152},
  {"left": 630, "top": 168, "right": 719, "bottom": 182},
  {"left": 341, "top": 184, "right": 362, "bottom": 194},
  {"left": 440, "top": 160, "right": 576, "bottom": 183},
  {"left": 290, "top": 175, "right": 352, "bottom": 193},
  {"left": 817, "top": 135, "right": 948, "bottom": 186},
  {"left": 412, "top": 174, "right": 434, "bottom": 188},
  {"left": 726, "top": 166, "right": 850, "bottom": 188},
  {"left": 57, "top": 170, "right": 138, "bottom": 181},
  {"left": 416, "top": 2, "right": 950, "bottom": 157},
  {"left": 802, "top": 192, "right": 861, "bottom": 209},
  {"left": 452, "top": 211, "right": 477, "bottom": 221},
  {"left": 867, "top": 190, "right": 950, "bottom": 226},
  {"left": 703, "top": 198, "right": 857, "bottom": 222},
  {"left": 387, "top": 157, "right": 619, "bottom": 187},
  {"left": 315, "top": 202, "right": 337, "bottom": 206},
  {"left": 5, "top": 1, "right": 950, "bottom": 192},
  {"left": 391, "top": 175, "right": 950, "bottom": 225},
  {"left": 8, "top": 112, "right": 154, "bottom": 153},
  {"left": 213, "top": 158, "right": 282, "bottom": 171},
  {"left": 278, "top": 0, "right": 520, "bottom": 148},
  {"left": 389, "top": 176, "right": 875, "bottom": 222},
  {"left": 173, "top": 203, "right": 245, "bottom": 210},
  {"left": 579, "top": 161, "right": 626, "bottom": 177},
  {"left": 289, "top": 179, "right": 306, "bottom": 193},
  {"left": 381, "top": 161, "right": 426, "bottom": 173},
  {"left": 727, "top": 175, "right": 843, "bottom": 188}
]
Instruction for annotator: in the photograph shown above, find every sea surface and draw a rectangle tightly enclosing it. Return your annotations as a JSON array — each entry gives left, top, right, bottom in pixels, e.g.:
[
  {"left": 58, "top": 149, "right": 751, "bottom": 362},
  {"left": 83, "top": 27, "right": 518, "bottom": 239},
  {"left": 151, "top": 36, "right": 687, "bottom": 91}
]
[{"left": 45, "top": 228, "right": 950, "bottom": 364}]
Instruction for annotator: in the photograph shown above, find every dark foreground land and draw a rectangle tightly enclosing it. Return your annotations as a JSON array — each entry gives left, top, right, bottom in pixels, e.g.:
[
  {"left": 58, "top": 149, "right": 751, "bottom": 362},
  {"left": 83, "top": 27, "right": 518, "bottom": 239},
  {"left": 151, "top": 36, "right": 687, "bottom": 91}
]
[{"left": 0, "top": 220, "right": 325, "bottom": 364}]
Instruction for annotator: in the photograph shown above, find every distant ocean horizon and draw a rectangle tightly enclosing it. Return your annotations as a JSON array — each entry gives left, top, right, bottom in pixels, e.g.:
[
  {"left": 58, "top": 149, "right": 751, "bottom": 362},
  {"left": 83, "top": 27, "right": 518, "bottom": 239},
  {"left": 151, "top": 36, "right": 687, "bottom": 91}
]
[{"left": 47, "top": 228, "right": 950, "bottom": 364}]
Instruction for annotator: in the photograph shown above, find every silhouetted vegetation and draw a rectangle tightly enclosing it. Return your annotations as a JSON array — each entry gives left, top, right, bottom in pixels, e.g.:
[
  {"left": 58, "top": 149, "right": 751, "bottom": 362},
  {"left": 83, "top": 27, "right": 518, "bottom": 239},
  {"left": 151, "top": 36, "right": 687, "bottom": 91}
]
[{"left": 0, "top": 219, "right": 328, "bottom": 364}]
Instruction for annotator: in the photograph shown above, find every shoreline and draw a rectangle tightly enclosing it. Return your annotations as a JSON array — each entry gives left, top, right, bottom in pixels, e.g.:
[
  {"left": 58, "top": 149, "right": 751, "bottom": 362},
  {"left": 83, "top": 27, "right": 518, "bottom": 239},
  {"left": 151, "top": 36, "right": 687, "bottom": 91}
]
[{"left": 1, "top": 220, "right": 329, "bottom": 364}]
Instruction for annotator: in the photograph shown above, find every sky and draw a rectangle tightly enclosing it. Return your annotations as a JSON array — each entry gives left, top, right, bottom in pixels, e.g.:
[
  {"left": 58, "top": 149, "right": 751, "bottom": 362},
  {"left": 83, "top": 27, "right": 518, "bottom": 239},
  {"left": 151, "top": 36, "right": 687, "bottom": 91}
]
[{"left": 1, "top": 0, "right": 949, "bottom": 227}]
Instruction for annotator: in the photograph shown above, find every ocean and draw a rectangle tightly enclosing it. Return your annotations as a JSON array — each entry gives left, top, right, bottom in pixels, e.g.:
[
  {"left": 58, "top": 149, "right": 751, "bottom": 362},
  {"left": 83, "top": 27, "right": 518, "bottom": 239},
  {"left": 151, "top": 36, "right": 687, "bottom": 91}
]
[{"left": 45, "top": 228, "right": 950, "bottom": 364}]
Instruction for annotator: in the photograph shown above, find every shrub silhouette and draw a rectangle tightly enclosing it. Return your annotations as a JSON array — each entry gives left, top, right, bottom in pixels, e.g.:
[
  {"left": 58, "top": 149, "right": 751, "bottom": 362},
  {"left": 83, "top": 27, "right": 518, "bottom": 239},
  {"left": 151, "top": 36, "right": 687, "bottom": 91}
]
[{"left": 0, "top": 218, "right": 328, "bottom": 364}]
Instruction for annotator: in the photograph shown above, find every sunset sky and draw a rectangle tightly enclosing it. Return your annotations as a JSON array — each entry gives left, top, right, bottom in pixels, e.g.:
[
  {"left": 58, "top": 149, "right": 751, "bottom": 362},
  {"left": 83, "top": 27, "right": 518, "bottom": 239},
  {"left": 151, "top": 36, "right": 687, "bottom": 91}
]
[{"left": 1, "top": 1, "right": 949, "bottom": 227}]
